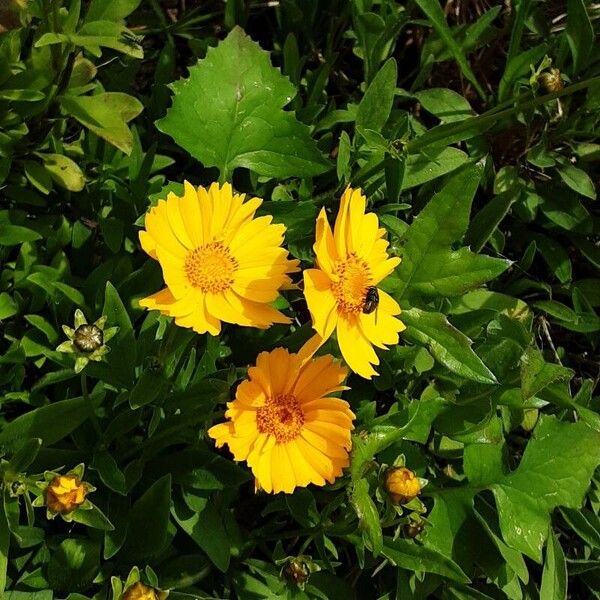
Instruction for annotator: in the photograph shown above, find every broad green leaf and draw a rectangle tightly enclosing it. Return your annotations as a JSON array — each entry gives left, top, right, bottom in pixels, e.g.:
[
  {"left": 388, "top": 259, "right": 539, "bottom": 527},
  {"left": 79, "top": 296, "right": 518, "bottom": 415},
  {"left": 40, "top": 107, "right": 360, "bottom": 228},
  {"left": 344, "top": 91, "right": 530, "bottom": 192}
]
[
  {"left": 0, "top": 89, "right": 45, "bottom": 101},
  {"left": 556, "top": 163, "right": 596, "bottom": 200},
  {"left": 381, "top": 537, "right": 469, "bottom": 583},
  {"left": 520, "top": 348, "right": 573, "bottom": 400},
  {"left": 119, "top": 475, "right": 171, "bottom": 560},
  {"left": 70, "top": 503, "right": 115, "bottom": 531},
  {"left": 172, "top": 497, "right": 231, "bottom": 572},
  {"left": 401, "top": 308, "right": 497, "bottom": 384},
  {"left": 40, "top": 153, "right": 85, "bottom": 192},
  {"left": 414, "top": 88, "right": 474, "bottom": 123},
  {"left": 157, "top": 27, "right": 329, "bottom": 180},
  {"left": 397, "top": 164, "right": 509, "bottom": 297},
  {"left": 413, "top": 0, "right": 485, "bottom": 98},
  {"left": 86, "top": 0, "right": 142, "bottom": 21},
  {"left": 60, "top": 93, "right": 143, "bottom": 155},
  {"left": 0, "top": 225, "right": 42, "bottom": 245},
  {"left": 477, "top": 417, "right": 600, "bottom": 561},
  {"left": 356, "top": 58, "right": 397, "bottom": 133},
  {"left": 47, "top": 538, "right": 100, "bottom": 593},
  {"left": 540, "top": 530, "right": 567, "bottom": 600},
  {"left": 0, "top": 396, "right": 89, "bottom": 449},
  {"left": 0, "top": 292, "right": 17, "bottom": 319},
  {"left": 349, "top": 479, "right": 383, "bottom": 556},
  {"left": 402, "top": 147, "right": 469, "bottom": 189}
]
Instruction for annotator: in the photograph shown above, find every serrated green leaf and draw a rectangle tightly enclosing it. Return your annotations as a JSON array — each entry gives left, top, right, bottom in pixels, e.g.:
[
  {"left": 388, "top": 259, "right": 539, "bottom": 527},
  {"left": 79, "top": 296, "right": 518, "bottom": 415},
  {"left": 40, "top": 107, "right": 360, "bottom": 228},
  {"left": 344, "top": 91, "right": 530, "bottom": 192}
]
[{"left": 157, "top": 27, "right": 329, "bottom": 180}]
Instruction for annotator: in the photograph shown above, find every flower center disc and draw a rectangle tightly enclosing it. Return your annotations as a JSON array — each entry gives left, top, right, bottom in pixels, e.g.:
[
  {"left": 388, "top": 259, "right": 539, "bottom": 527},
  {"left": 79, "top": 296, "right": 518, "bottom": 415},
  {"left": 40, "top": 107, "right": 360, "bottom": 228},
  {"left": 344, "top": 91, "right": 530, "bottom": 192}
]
[
  {"left": 332, "top": 254, "right": 371, "bottom": 314},
  {"left": 184, "top": 241, "right": 238, "bottom": 293},
  {"left": 256, "top": 393, "right": 305, "bottom": 443}
]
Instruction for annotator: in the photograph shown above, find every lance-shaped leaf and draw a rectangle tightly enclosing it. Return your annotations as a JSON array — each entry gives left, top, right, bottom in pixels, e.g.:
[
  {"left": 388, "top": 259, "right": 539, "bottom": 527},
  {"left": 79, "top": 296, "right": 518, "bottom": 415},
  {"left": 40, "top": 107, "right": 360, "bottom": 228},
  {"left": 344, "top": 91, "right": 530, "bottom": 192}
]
[
  {"left": 397, "top": 164, "right": 511, "bottom": 299},
  {"left": 157, "top": 27, "right": 330, "bottom": 180}
]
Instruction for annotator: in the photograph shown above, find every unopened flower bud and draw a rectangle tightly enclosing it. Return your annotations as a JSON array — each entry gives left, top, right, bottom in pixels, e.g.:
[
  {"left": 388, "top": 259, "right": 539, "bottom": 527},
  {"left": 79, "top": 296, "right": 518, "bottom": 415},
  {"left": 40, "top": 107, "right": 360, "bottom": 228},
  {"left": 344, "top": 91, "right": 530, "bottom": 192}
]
[
  {"left": 385, "top": 467, "right": 421, "bottom": 504},
  {"left": 403, "top": 517, "right": 426, "bottom": 539},
  {"left": 73, "top": 324, "right": 104, "bottom": 353},
  {"left": 9, "top": 478, "right": 27, "bottom": 497},
  {"left": 282, "top": 556, "right": 311, "bottom": 587},
  {"left": 46, "top": 474, "right": 88, "bottom": 514},
  {"left": 539, "top": 68, "right": 563, "bottom": 93},
  {"left": 122, "top": 582, "right": 161, "bottom": 600}
]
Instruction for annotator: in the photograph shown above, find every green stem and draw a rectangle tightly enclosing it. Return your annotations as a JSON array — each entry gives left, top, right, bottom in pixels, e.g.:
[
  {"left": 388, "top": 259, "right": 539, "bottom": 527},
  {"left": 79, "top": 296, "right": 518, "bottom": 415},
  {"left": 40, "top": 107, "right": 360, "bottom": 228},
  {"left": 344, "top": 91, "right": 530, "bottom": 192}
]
[{"left": 354, "top": 75, "right": 600, "bottom": 186}]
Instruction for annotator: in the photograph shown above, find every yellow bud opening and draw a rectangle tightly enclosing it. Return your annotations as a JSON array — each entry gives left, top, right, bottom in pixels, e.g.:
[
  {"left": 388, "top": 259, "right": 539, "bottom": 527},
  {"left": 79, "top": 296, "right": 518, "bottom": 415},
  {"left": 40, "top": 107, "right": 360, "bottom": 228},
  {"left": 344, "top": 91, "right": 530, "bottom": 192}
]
[{"left": 385, "top": 467, "right": 421, "bottom": 505}]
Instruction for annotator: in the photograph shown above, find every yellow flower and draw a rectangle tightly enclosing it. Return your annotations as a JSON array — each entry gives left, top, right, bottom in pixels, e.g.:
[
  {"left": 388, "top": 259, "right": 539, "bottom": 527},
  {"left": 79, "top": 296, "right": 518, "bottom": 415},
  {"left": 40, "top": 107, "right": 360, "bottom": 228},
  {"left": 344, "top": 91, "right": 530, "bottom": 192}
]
[
  {"left": 45, "top": 474, "right": 89, "bottom": 514},
  {"left": 122, "top": 582, "right": 162, "bottom": 600},
  {"left": 139, "top": 182, "right": 299, "bottom": 334},
  {"left": 303, "top": 186, "right": 405, "bottom": 378},
  {"left": 208, "top": 339, "right": 355, "bottom": 494},
  {"left": 385, "top": 467, "right": 421, "bottom": 505}
]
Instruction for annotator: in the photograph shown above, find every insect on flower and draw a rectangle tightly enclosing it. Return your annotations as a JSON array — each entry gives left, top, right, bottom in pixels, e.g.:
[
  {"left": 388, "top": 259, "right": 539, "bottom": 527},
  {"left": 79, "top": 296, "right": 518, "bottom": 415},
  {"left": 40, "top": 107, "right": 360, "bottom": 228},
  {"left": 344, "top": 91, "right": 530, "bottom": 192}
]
[{"left": 362, "top": 286, "right": 379, "bottom": 315}]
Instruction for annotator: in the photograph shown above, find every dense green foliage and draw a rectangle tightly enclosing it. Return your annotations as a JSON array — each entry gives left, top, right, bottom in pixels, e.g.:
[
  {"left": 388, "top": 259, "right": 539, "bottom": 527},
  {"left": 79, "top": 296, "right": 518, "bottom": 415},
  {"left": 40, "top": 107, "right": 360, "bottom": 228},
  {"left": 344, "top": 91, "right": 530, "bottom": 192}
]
[{"left": 1, "top": 0, "right": 600, "bottom": 598}]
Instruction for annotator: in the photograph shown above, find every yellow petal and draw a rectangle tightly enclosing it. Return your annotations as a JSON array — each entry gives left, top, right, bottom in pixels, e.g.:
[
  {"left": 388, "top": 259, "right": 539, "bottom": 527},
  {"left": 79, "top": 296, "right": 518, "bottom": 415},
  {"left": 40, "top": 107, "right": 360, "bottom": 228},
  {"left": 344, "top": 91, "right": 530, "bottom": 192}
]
[
  {"left": 314, "top": 208, "right": 338, "bottom": 275},
  {"left": 303, "top": 269, "right": 338, "bottom": 340},
  {"left": 337, "top": 315, "right": 379, "bottom": 379}
]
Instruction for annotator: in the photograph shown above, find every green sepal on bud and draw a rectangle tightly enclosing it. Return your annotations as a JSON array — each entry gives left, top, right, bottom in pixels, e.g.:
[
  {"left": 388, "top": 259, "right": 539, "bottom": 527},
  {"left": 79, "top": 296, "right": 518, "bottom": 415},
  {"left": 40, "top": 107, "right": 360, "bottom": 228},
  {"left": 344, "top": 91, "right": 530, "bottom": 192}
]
[{"left": 57, "top": 309, "right": 118, "bottom": 373}]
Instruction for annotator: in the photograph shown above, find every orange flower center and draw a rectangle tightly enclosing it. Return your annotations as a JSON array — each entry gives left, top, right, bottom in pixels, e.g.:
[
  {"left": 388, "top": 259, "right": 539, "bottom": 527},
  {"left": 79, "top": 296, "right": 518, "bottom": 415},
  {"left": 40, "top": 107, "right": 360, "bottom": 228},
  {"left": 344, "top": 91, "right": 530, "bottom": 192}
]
[
  {"left": 184, "top": 241, "right": 238, "bottom": 293},
  {"left": 331, "top": 253, "right": 372, "bottom": 314},
  {"left": 256, "top": 393, "right": 305, "bottom": 443}
]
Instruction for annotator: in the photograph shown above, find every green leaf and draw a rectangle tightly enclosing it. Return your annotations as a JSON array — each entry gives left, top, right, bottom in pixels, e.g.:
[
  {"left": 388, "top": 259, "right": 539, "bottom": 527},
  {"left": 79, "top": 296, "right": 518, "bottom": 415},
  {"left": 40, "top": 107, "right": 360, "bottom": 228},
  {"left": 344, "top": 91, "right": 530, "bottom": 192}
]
[
  {"left": 47, "top": 538, "right": 101, "bottom": 593},
  {"left": 401, "top": 308, "right": 497, "bottom": 384},
  {"left": 476, "top": 417, "right": 600, "bottom": 561},
  {"left": 466, "top": 189, "right": 519, "bottom": 252},
  {"left": 40, "top": 153, "right": 85, "bottom": 192},
  {"left": 0, "top": 293, "right": 18, "bottom": 320},
  {"left": 349, "top": 479, "right": 383, "bottom": 556},
  {"left": 414, "top": 88, "right": 474, "bottom": 123},
  {"left": 0, "top": 501, "right": 8, "bottom": 595},
  {"left": 70, "top": 502, "right": 115, "bottom": 531},
  {"left": 157, "top": 27, "right": 329, "bottom": 180},
  {"left": 36, "top": 21, "right": 143, "bottom": 59},
  {"left": 86, "top": 0, "right": 142, "bottom": 21},
  {"left": 175, "top": 498, "right": 231, "bottom": 572},
  {"left": 60, "top": 92, "right": 143, "bottom": 155},
  {"left": 566, "top": 0, "right": 594, "bottom": 73},
  {"left": 0, "top": 396, "right": 89, "bottom": 450},
  {"left": 520, "top": 348, "right": 573, "bottom": 400},
  {"left": 402, "top": 147, "right": 469, "bottom": 189},
  {"left": 556, "top": 163, "right": 596, "bottom": 200},
  {"left": 24, "top": 160, "right": 53, "bottom": 194},
  {"left": 356, "top": 58, "right": 397, "bottom": 133},
  {"left": 413, "top": 0, "right": 485, "bottom": 98},
  {"left": 119, "top": 475, "right": 171, "bottom": 560},
  {"left": 0, "top": 225, "right": 42, "bottom": 246},
  {"left": 381, "top": 537, "right": 469, "bottom": 583},
  {"left": 540, "top": 530, "right": 567, "bottom": 600},
  {"left": 397, "top": 164, "right": 509, "bottom": 297}
]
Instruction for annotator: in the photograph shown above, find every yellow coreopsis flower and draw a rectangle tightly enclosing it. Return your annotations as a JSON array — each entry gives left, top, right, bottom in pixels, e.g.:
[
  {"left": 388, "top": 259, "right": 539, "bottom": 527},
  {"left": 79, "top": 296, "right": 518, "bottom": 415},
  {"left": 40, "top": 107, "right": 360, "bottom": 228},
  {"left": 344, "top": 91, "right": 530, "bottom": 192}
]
[
  {"left": 303, "top": 186, "right": 405, "bottom": 378},
  {"left": 208, "top": 339, "right": 355, "bottom": 494},
  {"left": 139, "top": 182, "right": 299, "bottom": 334}
]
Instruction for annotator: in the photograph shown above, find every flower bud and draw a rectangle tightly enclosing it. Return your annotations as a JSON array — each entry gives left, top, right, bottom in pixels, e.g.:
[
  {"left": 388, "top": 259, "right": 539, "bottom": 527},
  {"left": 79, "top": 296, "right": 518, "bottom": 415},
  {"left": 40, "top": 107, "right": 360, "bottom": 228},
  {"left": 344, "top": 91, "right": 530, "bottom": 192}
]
[
  {"left": 282, "top": 556, "right": 311, "bottom": 587},
  {"left": 539, "top": 68, "right": 563, "bottom": 93},
  {"left": 403, "top": 517, "right": 426, "bottom": 539},
  {"left": 122, "top": 582, "right": 160, "bottom": 600},
  {"left": 73, "top": 324, "right": 104, "bottom": 353},
  {"left": 46, "top": 474, "right": 88, "bottom": 514},
  {"left": 385, "top": 467, "right": 421, "bottom": 504}
]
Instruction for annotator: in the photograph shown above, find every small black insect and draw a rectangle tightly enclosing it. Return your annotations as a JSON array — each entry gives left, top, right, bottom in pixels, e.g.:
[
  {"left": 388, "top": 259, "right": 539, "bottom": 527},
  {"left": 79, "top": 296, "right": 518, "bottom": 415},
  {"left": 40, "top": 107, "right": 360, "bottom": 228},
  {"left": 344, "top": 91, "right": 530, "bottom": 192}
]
[{"left": 362, "top": 286, "right": 379, "bottom": 314}]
